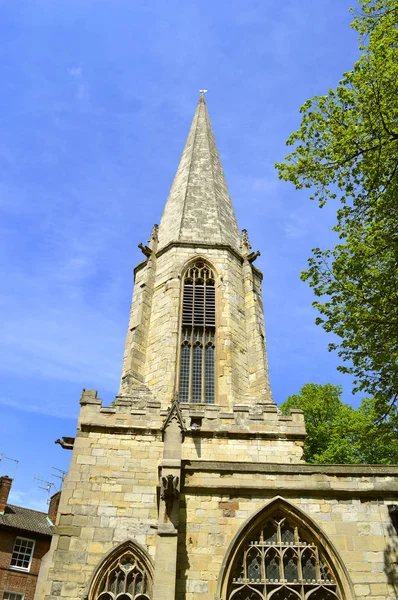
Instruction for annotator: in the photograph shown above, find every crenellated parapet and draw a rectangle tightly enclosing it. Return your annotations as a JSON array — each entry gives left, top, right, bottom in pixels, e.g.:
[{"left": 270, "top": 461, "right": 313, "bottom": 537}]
[{"left": 77, "top": 389, "right": 306, "bottom": 464}]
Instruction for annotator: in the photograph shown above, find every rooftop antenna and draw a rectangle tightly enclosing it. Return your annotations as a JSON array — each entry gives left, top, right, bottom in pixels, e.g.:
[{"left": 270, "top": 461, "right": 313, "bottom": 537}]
[
  {"left": 34, "top": 476, "right": 55, "bottom": 504},
  {"left": 51, "top": 467, "right": 67, "bottom": 490},
  {"left": 0, "top": 453, "right": 19, "bottom": 479}
]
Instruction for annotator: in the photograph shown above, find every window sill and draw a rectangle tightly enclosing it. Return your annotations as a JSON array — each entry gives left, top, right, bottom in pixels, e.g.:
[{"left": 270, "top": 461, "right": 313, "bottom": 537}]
[{"left": 9, "top": 566, "right": 31, "bottom": 573}]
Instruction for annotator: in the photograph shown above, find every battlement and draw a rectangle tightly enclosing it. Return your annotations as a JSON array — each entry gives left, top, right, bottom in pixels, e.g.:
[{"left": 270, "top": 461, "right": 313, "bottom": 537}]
[{"left": 77, "top": 389, "right": 306, "bottom": 464}]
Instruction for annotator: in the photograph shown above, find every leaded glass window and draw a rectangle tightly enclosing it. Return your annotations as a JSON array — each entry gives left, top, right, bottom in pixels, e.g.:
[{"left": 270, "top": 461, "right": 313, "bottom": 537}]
[
  {"left": 94, "top": 549, "right": 152, "bottom": 600},
  {"left": 228, "top": 513, "right": 340, "bottom": 600},
  {"left": 179, "top": 261, "right": 216, "bottom": 403}
]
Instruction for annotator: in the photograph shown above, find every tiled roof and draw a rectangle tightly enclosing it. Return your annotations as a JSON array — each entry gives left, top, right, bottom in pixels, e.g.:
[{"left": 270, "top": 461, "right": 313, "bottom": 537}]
[{"left": 0, "top": 504, "right": 53, "bottom": 536}]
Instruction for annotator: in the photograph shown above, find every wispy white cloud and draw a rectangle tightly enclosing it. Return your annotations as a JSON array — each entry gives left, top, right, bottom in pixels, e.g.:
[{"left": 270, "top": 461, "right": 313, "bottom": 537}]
[
  {"left": 0, "top": 273, "right": 123, "bottom": 390},
  {"left": 8, "top": 487, "right": 49, "bottom": 512},
  {"left": 67, "top": 66, "right": 82, "bottom": 78},
  {"left": 67, "top": 65, "right": 90, "bottom": 103},
  {"left": 284, "top": 212, "right": 308, "bottom": 238},
  {"left": 0, "top": 395, "right": 77, "bottom": 419},
  {"left": 0, "top": 173, "right": 131, "bottom": 417}
]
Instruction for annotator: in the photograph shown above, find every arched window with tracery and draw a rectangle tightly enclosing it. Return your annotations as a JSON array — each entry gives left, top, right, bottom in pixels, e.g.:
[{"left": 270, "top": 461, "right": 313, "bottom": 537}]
[
  {"left": 179, "top": 260, "right": 216, "bottom": 404},
  {"left": 89, "top": 541, "right": 153, "bottom": 600},
  {"left": 226, "top": 510, "right": 343, "bottom": 600}
]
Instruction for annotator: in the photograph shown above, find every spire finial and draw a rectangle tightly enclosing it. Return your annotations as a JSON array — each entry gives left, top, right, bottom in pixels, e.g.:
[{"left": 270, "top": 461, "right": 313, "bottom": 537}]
[
  {"left": 240, "top": 229, "right": 252, "bottom": 255},
  {"left": 241, "top": 228, "right": 261, "bottom": 263},
  {"left": 199, "top": 89, "right": 208, "bottom": 102}
]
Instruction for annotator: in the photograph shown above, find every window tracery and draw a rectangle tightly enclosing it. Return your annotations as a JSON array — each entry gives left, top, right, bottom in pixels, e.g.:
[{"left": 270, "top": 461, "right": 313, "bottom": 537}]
[
  {"left": 179, "top": 260, "right": 215, "bottom": 403},
  {"left": 228, "top": 512, "right": 340, "bottom": 600},
  {"left": 93, "top": 548, "right": 152, "bottom": 600}
]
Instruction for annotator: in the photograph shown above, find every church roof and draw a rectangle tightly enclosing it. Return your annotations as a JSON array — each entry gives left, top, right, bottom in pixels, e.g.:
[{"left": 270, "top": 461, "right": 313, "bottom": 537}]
[
  {"left": 0, "top": 503, "right": 53, "bottom": 536},
  {"left": 157, "top": 94, "right": 241, "bottom": 251}
]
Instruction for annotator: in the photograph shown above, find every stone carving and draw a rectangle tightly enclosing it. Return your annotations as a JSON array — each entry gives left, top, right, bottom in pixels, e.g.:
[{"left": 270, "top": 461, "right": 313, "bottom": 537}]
[
  {"left": 240, "top": 228, "right": 260, "bottom": 263},
  {"left": 161, "top": 392, "right": 186, "bottom": 436},
  {"left": 138, "top": 242, "right": 152, "bottom": 257},
  {"left": 240, "top": 228, "right": 252, "bottom": 253},
  {"left": 148, "top": 223, "right": 159, "bottom": 247},
  {"left": 161, "top": 474, "right": 180, "bottom": 514},
  {"left": 138, "top": 224, "right": 159, "bottom": 257},
  {"left": 54, "top": 436, "right": 75, "bottom": 450}
]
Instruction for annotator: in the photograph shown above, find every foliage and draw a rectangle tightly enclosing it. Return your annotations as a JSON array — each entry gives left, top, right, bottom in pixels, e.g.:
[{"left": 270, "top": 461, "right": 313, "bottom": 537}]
[
  {"left": 281, "top": 383, "right": 398, "bottom": 464},
  {"left": 275, "top": 0, "right": 398, "bottom": 414}
]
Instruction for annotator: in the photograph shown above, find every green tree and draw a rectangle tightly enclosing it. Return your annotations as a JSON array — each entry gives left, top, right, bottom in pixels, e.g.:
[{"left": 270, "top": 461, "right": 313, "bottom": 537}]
[
  {"left": 276, "top": 0, "right": 398, "bottom": 415},
  {"left": 281, "top": 383, "right": 398, "bottom": 464},
  {"left": 281, "top": 383, "right": 358, "bottom": 463},
  {"left": 355, "top": 396, "right": 398, "bottom": 463}
]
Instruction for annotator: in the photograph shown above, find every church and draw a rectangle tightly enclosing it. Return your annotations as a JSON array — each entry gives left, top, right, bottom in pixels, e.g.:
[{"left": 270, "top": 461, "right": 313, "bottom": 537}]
[{"left": 35, "top": 94, "right": 398, "bottom": 600}]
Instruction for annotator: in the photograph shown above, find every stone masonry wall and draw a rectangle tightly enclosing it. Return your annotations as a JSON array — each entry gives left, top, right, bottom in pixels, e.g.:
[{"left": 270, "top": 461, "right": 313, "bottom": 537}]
[
  {"left": 181, "top": 437, "right": 303, "bottom": 463},
  {"left": 124, "top": 243, "right": 272, "bottom": 411},
  {"left": 37, "top": 391, "right": 398, "bottom": 600},
  {"left": 178, "top": 492, "right": 396, "bottom": 600},
  {"left": 178, "top": 465, "right": 398, "bottom": 600},
  {"left": 36, "top": 392, "right": 306, "bottom": 599},
  {"left": 119, "top": 260, "right": 149, "bottom": 388},
  {"left": 39, "top": 429, "right": 162, "bottom": 599}
]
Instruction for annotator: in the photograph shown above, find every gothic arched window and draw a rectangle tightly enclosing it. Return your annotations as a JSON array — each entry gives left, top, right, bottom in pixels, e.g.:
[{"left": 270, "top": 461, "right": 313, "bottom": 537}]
[
  {"left": 179, "top": 260, "right": 216, "bottom": 404},
  {"left": 227, "top": 511, "right": 342, "bottom": 600},
  {"left": 88, "top": 541, "right": 153, "bottom": 600}
]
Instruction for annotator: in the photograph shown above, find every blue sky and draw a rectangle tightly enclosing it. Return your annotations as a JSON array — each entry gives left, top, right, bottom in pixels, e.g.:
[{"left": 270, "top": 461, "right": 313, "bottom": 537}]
[{"left": 0, "top": 0, "right": 361, "bottom": 510}]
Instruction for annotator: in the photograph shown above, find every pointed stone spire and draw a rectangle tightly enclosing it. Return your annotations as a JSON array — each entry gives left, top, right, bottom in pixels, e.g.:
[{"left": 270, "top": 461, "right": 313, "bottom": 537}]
[{"left": 158, "top": 93, "right": 241, "bottom": 251}]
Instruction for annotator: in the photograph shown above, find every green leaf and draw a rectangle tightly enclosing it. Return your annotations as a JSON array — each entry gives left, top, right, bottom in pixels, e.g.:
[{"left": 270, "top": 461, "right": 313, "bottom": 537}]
[
  {"left": 281, "top": 384, "right": 398, "bottom": 464},
  {"left": 275, "top": 0, "right": 398, "bottom": 419}
]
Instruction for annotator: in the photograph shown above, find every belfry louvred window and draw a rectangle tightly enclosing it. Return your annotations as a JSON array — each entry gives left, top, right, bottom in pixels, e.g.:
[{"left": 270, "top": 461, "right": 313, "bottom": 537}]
[{"left": 179, "top": 261, "right": 215, "bottom": 403}]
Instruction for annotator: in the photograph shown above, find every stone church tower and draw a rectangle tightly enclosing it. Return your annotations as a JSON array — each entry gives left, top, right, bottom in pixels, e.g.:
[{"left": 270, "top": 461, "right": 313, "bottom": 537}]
[{"left": 36, "top": 95, "right": 398, "bottom": 600}]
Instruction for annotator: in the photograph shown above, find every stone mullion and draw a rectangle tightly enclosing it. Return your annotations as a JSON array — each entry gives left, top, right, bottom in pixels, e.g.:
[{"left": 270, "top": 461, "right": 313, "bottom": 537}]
[
  {"left": 297, "top": 545, "right": 304, "bottom": 595},
  {"left": 260, "top": 545, "right": 266, "bottom": 583},
  {"left": 175, "top": 280, "right": 185, "bottom": 399},
  {"left": 189, "top": 279, "right": 195, "bottom": 402},
  {"left": 202, "top": 279, "right": 207, "bottom": 402},
  {"left": 276, "top": 521, "right": 283, "bottom": 582},
  {"left": 200, "top": 332, "right": 205, "bottom": 403},
  {"left": 314, "top": 546, "right": 321, "bottom": 582},
  {"left": 259, "top": 529, "right": 265, "bottom": 585},
  {"left": 279, "top": 547, "right": 285, "bottom": 583}
]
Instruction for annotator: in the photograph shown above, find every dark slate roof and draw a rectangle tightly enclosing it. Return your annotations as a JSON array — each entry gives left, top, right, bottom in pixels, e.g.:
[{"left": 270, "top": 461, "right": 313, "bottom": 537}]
[{"left": 0, "top": 504, "right": 54, "bottom": 536}]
